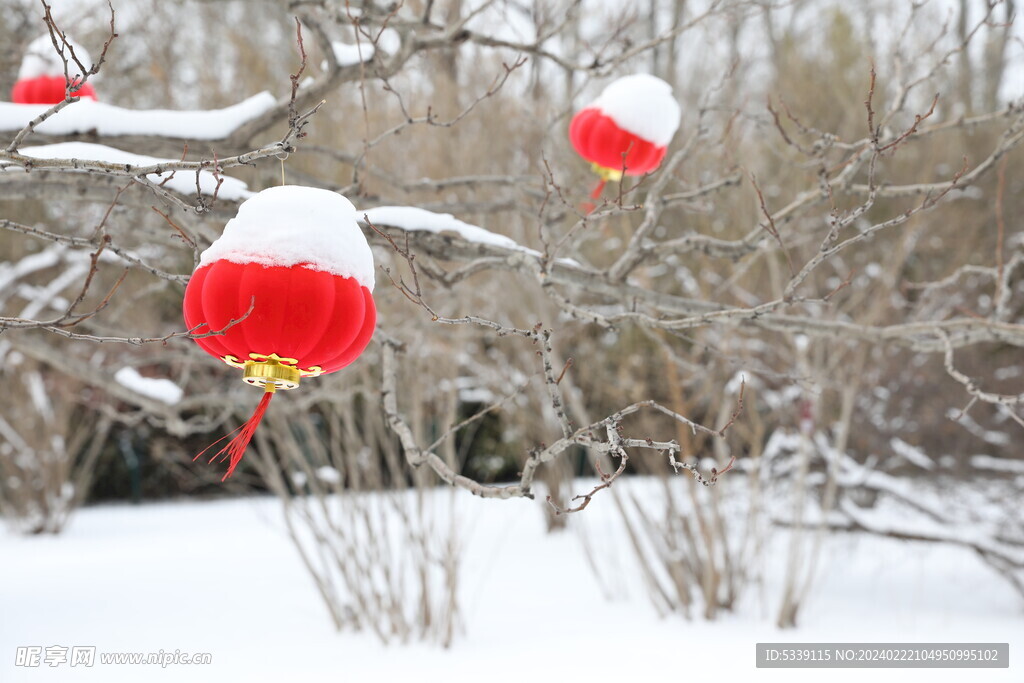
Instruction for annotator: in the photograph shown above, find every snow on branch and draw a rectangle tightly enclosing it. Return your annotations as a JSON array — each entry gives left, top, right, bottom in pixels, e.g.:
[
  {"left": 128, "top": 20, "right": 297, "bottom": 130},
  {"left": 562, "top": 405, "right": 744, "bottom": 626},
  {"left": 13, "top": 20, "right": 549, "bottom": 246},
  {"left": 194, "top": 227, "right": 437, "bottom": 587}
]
[
  {"left": 361, "top": 206, "right": 537, "bottom": 254},
  {"left": 1, "top": 142, "right": 251, "bottom": 200},
  {"left": 970, "top": 455, "right": 1024, "bottom": 475},
  {"left": 0, "top": 94, "right": 277, "bottom": 140},
  {"left": 113, "top": 367, "right": 183, "bottom": 405},
  {"left": 331, "top": 41, "right": 375, "bottom": 66}
]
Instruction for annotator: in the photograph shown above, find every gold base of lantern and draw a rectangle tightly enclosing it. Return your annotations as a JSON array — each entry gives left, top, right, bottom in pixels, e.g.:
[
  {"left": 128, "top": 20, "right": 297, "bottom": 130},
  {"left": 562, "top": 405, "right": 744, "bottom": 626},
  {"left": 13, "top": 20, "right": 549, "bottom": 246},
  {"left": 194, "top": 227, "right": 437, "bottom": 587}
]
[
  {"left": 591, "top": 162, "right": 624, "bottom": 182},
  {"left": 242, "top": 360, "right": 300, "bottom": 391},
  {"left": 222, "top": 352, "right": 315, "bottom": 391}
]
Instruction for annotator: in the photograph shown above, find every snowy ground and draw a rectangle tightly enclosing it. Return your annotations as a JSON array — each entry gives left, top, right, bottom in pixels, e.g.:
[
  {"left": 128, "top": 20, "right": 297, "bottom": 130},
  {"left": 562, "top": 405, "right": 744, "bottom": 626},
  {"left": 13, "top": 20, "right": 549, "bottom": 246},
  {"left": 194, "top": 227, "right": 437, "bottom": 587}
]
[{"left": 1, "top": 485, "right": 1020, "bottom": 682}]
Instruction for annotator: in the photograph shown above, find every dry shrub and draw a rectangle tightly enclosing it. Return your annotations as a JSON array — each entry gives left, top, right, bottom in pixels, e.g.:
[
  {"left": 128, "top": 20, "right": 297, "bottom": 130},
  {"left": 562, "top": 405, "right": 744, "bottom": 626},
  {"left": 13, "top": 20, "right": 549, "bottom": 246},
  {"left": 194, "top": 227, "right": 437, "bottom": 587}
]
[{"left": 0, "top": 358, "right": 110, "bottom": 534}]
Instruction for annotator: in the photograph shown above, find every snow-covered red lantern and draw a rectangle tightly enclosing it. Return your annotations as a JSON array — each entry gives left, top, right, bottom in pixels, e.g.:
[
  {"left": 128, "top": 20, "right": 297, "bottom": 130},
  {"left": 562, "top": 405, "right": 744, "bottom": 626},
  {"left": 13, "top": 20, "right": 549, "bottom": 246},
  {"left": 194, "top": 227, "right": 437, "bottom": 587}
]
[
  {"left": 569, "top": 74, "right": 681, "bottom": 198},
  {"left": 11, "top": 35, "right": 98, "bottom": 105},
  {"left": 183, "top": 186, "right": 376, "bottom": 479}
]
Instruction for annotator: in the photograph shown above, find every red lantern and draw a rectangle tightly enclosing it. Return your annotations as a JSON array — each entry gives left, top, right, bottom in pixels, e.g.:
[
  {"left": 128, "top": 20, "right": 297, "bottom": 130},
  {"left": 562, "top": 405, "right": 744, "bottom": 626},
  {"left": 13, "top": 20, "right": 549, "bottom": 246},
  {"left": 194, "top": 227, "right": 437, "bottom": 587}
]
[
  {"left": 183, "top": 186, "right": 376, "bottom": 479},
  {"left": 11, "top": 36, "right": 98, "bottom": 105},
  {"left": 11, "top": 76, "right": 97, "bottom": 105},
  {"left": 569, "top": 74, "right": 681, "bottom": 199}
]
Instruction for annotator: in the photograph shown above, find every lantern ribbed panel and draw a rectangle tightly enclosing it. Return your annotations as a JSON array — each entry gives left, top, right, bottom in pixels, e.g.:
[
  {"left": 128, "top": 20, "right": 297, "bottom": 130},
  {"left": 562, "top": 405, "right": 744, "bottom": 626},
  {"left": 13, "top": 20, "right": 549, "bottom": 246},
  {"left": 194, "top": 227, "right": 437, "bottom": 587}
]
[
  {"left": 569, "top": 107, "right": 666, "bottom": 176},
  {"left": 11, "top": 76, "right": 97, "bottom": 104},
  {"left": 182, "top": 261, "right": 375, "bottom": 375}
]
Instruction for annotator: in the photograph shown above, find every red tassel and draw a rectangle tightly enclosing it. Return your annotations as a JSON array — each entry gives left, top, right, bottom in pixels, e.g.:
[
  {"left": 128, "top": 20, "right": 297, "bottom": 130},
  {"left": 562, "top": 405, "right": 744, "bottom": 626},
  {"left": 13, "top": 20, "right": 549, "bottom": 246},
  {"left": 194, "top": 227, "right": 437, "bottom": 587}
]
[
  {"left": 580, "top": 179, "right": 607, "bottom": 214},
  {"left": 195, "top": 388, "right": 275, "bottom": 480}
]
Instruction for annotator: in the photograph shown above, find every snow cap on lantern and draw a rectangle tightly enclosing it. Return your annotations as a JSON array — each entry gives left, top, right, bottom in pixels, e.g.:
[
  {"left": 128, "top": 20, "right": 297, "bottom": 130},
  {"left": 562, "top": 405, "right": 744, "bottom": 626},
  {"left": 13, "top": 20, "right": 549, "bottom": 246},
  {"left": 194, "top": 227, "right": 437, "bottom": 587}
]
[
  {"left": 587, "top": 74, "right": 681, "bottom": 149},
  {"left": 183, "top": 186, "right": 377, "bottom": 480},
  {"left": 199, "top": 185, "right": 375, "bottom": 290},
  {"left": 12, "top": 35, "right": 98, "bottom": 104},
  {"left": 569, "top": 73, "right": 681, "bottom": 186}
]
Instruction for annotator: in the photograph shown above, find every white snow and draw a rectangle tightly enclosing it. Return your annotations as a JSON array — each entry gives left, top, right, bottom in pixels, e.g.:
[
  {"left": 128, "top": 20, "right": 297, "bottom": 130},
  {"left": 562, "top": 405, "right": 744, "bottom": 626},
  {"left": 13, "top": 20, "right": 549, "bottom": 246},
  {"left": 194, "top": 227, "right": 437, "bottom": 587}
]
[
  {"left": 199, "top": 186, "right": 375, "bottom": 290},
  {"left": 17, "top": 35, "right": 94, "bottom": 80},
  {"left": 0, "top": 482, "right": 1020, "bottom": 683},
  {"left": 0, "top": 93, "right": 276, "bottom": 139},
  {"left": 315, "top": 466, "right": 342, "bottom": 484},
  {"left": 835, "top": 454, "right": 949, "bottom": 521},
  {"left": 113, "top": 368, "right": 183, "bottom": 405},
  {"left": 2, "top": 142, "right": 252, "bottom": 200},
  {"left": 23, "top": 372, "right": 54, "bottom": 424},
  {"left": 361, "top": 206, "right": 532, "bottom": 253},
  {"left": 0, "top": 247, "right": 63, "bottom": 294},
  {"left": 838, "top": 497, "right": 1023, "bottom": 563},
  {"left": 375, "top": 28, "right": 402, "bottom": 56},
  {"left": 15, "top": 260, "right": 88, "bottom": 320},
  {"left": 948, "top": 408, "right": 1012, "bottom": 446},
  {"left": 586, "top": 74, "right": 681, "bottom": 148},
  {"left": 890, "top": 437, "right": 936, "bottom": 470},
  {"left": 331, "top": 41, "right": 375, "bottom": 66},
  {"left": 971, "top": 454, "right": 1024, "bottom": 474}
]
